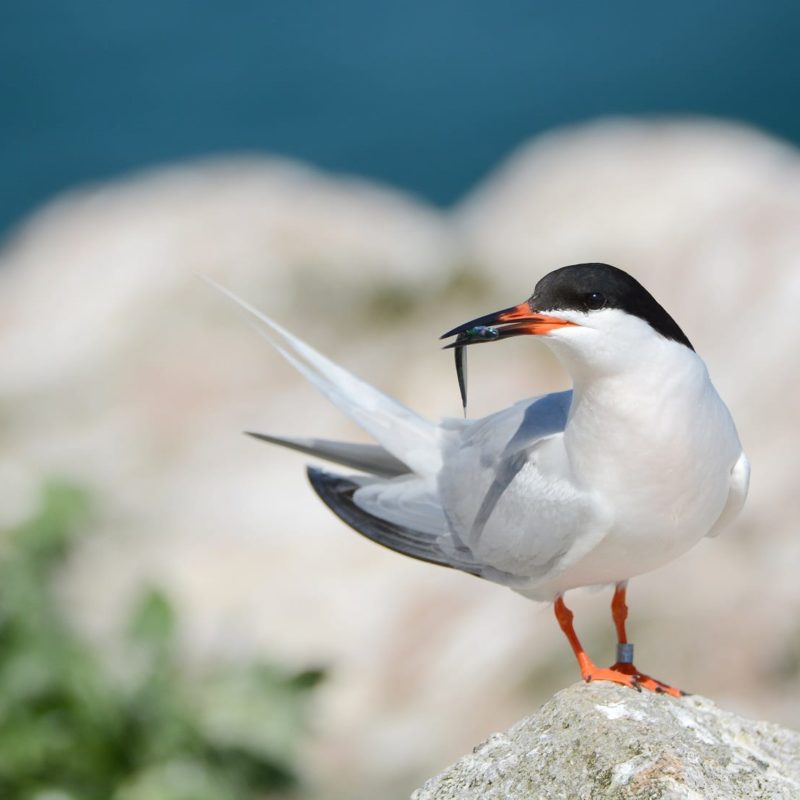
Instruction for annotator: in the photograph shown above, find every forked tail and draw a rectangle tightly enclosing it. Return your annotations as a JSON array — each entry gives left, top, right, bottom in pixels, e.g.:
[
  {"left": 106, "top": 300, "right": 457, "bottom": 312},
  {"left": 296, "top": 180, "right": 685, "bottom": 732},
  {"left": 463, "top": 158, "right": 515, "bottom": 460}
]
[{"left": 207, "top": 279, "right": 442, "bottom": 477}]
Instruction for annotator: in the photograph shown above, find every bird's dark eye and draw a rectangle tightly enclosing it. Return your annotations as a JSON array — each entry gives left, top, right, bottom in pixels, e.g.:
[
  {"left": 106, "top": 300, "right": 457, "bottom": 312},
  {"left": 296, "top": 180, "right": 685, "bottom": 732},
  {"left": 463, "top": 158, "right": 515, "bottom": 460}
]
[{"left": 585, "top": 291, "right": 606, "bottom": 310}]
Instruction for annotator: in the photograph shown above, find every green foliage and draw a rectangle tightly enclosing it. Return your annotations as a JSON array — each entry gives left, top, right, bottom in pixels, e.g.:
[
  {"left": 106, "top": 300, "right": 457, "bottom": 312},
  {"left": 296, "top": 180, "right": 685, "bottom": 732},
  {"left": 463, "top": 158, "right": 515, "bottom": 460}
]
[{"left": 0, "top": 482, "right": 322, "bottom": 800}]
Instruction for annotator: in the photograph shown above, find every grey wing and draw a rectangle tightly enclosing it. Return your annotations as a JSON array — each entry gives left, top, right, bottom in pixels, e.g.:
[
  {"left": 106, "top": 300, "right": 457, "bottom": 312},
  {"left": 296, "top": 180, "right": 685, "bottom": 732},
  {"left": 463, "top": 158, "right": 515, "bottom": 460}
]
[
  {"left": 439, "top": 391, "right": 573, "bottom": 527},
  {"left": 439, "top": 390, "right": 573, "bottom": 465},
  {"left": 438, "top": 390, "right": 604, "bottom": 580},
  {"left": 462, "top": 391, "right": 573, "bottom": 540},
  {"left": 257, "top": 429, "right": 526, "bottom": 584},
  {"left": 306, "top": 390, "right": 599, "bottom": 589},
  {"left": 307, "top": 467, "right": 521, "bottom": 584}
]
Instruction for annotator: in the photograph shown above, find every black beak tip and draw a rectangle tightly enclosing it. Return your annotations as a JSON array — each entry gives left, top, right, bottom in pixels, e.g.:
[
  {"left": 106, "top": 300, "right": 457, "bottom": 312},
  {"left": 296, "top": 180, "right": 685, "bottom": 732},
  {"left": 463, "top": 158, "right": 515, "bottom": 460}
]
[
  {"left": 440, "top": 306, "right": 518, "bottom": 341},
  {"left": 440, "top": 325, "right": 462, "bottom": 340}
]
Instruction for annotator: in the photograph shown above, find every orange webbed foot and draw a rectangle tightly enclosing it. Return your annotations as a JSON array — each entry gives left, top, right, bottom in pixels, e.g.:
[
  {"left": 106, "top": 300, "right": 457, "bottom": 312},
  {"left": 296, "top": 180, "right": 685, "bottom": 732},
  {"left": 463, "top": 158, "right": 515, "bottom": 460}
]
[
  {"left": 608, "top": 636, "right": 686, "bottom": 697},
  {"left": 580, "top": 662, "right": 643, "bottom": 692},
  {"left": 609, "top": 661, "right": 686, "bottom": 698}
]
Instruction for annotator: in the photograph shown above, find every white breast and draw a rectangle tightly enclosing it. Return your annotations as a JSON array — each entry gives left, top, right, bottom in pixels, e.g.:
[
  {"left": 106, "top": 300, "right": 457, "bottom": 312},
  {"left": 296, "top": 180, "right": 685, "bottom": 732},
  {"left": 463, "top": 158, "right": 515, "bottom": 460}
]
[{"left": 539, "top": 342, "right": 744, "bottom": 595}]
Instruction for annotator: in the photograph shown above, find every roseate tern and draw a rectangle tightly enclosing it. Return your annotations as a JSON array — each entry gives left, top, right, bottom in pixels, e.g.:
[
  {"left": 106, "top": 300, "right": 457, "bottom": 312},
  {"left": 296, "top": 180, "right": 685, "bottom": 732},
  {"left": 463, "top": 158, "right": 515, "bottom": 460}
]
[{"left": 222, "top": 263, "right": 749, "bottom": 697}]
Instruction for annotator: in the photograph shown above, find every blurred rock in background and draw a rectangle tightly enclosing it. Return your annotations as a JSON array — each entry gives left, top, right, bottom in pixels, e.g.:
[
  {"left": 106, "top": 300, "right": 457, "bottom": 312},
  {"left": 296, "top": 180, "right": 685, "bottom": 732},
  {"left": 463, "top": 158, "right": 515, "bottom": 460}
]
[{"left": 1, "top": 118, "right": 799, "bottom": 799}]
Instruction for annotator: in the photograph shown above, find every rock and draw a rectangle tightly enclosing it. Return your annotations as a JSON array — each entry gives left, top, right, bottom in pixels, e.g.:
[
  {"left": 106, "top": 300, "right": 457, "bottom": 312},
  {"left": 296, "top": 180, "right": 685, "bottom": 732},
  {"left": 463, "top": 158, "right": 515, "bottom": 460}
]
[{"left": 412, "top": 682, "right": 800, "bottom": 800}]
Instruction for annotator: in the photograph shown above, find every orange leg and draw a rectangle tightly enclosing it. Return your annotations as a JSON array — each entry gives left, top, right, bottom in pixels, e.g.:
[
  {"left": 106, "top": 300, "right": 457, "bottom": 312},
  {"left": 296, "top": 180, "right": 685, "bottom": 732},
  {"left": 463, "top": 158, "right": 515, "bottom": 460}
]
[
  {"left": 611, "top": 581, "right": 629, "bottom": 644},
  {"left": 608, "top": 582, "right": 685, "bottom": 698},
  {"left": 554, "top": 594, "right": 642, "bottom": 692}
]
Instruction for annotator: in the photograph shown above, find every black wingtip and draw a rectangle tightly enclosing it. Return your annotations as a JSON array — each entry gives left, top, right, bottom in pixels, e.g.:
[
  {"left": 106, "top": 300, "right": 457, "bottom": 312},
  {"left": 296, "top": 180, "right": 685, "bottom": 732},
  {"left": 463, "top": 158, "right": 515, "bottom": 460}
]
[{"left": 305, "top": 466, "right": 488, "bottom": 577}]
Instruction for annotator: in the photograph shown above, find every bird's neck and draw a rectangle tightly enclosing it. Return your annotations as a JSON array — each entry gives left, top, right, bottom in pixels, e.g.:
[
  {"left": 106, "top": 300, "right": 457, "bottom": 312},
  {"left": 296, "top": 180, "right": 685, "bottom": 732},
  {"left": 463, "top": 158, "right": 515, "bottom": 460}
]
[
  {"left": 566, "top": 343, "right": 707, "bottom": 431},
  {"left": 546, "top": 330, "right": 704, "bottom": 406},
  {"left": 561, "top": 344, "right": 720, "bottom": 493}
]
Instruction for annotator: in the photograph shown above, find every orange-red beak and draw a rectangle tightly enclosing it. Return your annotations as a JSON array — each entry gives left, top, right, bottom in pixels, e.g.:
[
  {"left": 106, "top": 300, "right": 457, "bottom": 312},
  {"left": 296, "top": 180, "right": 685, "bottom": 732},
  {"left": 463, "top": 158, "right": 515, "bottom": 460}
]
[{"left": 441, "top": 301, "right": 577, "bottom": 347}]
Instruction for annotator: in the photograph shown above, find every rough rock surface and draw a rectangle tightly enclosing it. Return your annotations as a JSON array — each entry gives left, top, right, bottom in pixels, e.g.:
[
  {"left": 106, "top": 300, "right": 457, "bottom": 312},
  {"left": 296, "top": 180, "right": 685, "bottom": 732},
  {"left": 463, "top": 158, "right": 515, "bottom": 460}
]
[{"left": 412, "top": 682, "right": 800, "bottom": 800}]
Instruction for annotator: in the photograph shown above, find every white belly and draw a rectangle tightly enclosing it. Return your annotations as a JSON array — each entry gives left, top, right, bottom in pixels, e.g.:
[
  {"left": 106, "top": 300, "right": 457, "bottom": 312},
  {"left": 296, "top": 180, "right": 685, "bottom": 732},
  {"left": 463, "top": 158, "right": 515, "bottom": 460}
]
[{"left": 516, "top": 463, "right": 733, "bottom": 600}]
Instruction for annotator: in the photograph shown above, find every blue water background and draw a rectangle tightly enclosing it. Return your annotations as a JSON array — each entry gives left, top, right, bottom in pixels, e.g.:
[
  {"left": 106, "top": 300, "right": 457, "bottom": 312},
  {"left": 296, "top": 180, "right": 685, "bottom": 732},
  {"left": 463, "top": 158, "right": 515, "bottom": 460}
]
[{"left": 1, "top": 1, "right": 798, "bottom": 238}]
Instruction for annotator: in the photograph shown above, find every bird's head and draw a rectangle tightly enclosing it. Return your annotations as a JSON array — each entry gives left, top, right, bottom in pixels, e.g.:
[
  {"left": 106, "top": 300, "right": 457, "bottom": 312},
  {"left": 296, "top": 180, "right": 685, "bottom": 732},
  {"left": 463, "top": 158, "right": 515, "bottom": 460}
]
[{"left": 442, "top": 263, "right": 694, "bottom": 386}]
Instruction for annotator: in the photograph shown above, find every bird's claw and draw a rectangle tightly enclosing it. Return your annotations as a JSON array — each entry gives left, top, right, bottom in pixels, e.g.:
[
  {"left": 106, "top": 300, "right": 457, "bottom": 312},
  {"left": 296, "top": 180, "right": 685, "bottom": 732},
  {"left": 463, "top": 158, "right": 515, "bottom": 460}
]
[
  {"left": 581, "top": 664, "right": 644, "bottom": 693},
  {"left": 609, "top": 661, "right": 686, "bottom": 698},
  {"left": 579, "top": 657, "right": 685, "bottom": 697}
]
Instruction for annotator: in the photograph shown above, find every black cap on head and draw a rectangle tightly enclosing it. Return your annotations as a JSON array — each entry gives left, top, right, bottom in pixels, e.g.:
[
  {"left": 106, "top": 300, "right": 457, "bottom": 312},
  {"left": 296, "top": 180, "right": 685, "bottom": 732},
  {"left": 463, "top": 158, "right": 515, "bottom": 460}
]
[{"left": 531, "top": 263, "right": 694, "bottom": 351}]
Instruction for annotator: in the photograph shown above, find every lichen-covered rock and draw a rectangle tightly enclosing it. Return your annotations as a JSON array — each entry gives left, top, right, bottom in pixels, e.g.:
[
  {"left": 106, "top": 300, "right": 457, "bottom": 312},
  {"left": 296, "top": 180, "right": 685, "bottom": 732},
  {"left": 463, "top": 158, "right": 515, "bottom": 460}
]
[{"left": 412, "top": 682, "right": 800, "bottom": 800}]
